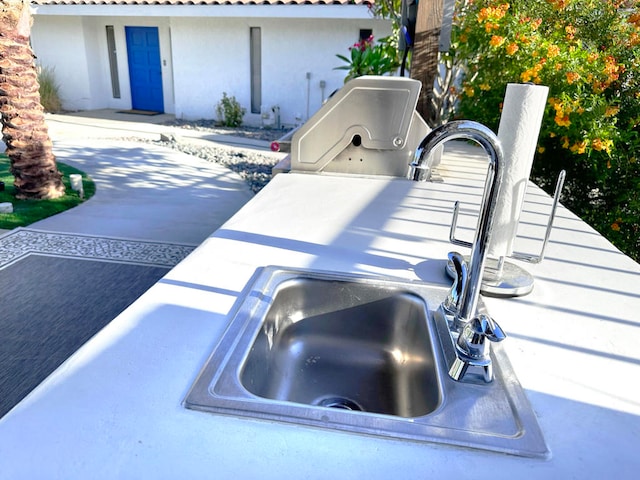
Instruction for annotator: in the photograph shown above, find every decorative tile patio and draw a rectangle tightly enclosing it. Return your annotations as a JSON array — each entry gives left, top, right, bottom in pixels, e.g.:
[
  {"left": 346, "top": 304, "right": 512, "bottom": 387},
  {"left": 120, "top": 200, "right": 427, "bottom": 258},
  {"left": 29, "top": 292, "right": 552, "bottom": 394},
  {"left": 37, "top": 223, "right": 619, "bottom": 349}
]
[{"left": 0, "top": 228, "right": 195, "bottom": 269}]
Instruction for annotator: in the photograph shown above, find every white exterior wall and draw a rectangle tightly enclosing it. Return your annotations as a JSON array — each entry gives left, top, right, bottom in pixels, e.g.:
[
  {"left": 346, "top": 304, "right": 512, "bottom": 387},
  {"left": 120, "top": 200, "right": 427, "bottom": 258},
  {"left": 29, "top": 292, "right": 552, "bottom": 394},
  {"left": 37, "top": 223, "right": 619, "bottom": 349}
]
[
  {"left": 31, "top": 8, "right": 391, "bottom": 126},
  {"left": 31, "top": 15, "right": 175, "bottom": 113},
  {"left": 170, "top": 16, "right": 391, "bottom": 126},
  {"left": 30, "top": 16, "right": 93, "bottom": 111},
  {"left": 169, "top": 17, "right": 250, "bottom": 121},
  {"left": 262, "top": 18, "right": 391, "bottom": 126}
]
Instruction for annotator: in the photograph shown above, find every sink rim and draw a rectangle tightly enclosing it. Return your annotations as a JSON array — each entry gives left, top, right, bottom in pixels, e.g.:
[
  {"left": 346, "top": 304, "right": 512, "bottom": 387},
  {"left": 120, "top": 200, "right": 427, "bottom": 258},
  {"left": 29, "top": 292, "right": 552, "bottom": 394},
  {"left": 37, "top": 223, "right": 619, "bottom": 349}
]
[{"left": 184, "top": 266, "right": 550, "bottom": 459}]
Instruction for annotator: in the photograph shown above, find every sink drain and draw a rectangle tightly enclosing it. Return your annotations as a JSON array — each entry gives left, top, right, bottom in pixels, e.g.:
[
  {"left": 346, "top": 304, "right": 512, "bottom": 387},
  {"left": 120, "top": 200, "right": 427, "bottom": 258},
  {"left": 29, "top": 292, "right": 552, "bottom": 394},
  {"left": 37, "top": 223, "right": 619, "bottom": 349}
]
[{"left": 316, "top": 396, "right": 363, "bottom": 412}]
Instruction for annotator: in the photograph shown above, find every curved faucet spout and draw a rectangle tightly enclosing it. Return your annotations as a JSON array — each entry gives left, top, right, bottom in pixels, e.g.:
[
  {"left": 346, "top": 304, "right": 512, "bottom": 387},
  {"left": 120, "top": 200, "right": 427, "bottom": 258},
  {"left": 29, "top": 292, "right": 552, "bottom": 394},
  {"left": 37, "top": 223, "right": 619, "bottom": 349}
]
[{"left": 412, "top": 120, "right": 504, "bottom": 325}]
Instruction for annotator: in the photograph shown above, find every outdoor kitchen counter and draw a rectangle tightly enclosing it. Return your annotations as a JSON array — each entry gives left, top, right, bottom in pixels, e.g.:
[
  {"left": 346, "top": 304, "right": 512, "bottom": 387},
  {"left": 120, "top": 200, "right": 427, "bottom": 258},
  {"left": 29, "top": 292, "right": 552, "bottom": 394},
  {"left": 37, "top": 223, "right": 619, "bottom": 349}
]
[{"left": 0, "top": 146, "right": 638, "bottom": 478}]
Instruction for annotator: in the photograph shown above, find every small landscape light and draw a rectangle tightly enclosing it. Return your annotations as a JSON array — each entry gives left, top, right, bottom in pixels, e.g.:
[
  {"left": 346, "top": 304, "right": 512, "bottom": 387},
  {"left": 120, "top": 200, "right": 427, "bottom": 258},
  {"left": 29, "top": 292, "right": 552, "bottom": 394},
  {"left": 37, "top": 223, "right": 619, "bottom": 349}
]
[{"left": 69, "top": 174, "right": 84, "bottom": 198}]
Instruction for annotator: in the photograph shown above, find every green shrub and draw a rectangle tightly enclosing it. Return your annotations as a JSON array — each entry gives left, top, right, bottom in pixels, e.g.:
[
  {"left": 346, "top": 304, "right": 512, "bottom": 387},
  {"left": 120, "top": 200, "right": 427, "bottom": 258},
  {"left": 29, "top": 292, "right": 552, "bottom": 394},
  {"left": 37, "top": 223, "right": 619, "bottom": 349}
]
[
  {"left": 450, "top": 0, "right": 640, "bottom": 261},
  {"left": 37, "top": 65, "right": 62, "bottom": 113},
  {"left": 335, "top": 35, "right": 400, "bottom": 82},
  {"left": 215, "top": 92, "right": 245, "bottom": 127}
]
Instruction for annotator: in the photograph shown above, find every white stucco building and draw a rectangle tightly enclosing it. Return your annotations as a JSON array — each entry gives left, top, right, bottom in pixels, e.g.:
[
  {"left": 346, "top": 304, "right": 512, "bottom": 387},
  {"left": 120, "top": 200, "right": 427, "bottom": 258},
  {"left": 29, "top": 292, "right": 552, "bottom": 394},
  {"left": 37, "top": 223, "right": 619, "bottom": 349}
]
[{"left": 30, "top": 0, "right": 391, "bottom": 127}]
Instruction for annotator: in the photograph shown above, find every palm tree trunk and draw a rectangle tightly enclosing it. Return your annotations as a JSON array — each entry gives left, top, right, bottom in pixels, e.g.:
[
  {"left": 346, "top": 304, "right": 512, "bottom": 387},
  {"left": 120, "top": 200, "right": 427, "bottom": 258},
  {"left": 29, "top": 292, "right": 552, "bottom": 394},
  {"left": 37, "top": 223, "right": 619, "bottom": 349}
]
[
  {"left": 410, "top": 0, "right": 444, "bottom": 127},
  {"left": 0, "top": 0, "right": 65, "bottom": 199}
]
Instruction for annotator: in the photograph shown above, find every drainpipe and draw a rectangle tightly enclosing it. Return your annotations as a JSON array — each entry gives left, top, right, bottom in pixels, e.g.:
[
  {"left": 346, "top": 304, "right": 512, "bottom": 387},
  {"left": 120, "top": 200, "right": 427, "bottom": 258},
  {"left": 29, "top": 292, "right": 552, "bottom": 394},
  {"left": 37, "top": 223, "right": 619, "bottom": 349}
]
[{"left": 306, "top": 72, "right": 311, "bottom": 119}]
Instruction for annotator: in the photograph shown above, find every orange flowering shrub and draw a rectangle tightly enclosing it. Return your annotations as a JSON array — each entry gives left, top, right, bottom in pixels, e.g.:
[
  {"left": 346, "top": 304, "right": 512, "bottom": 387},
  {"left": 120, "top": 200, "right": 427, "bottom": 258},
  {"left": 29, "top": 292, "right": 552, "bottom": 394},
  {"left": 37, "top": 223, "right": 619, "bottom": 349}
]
[{"left": 449, "top": 0, "right": 640, "bottom": 261}]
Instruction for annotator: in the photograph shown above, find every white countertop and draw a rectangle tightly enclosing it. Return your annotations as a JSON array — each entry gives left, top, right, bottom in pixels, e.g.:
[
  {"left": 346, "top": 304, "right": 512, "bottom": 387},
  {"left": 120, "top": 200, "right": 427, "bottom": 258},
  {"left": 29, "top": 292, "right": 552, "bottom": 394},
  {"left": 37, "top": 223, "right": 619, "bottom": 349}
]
[{"left": 1, "top": 144, "right": 639, "bottom": 478}]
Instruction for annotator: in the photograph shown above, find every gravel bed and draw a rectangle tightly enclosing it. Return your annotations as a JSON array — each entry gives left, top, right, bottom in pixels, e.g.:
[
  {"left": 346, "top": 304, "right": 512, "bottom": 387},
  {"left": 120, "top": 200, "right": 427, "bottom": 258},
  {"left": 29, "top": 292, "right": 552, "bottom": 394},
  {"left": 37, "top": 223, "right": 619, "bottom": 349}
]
[
  {"left": 123, "top": 136, "right": 284, "bottom": 194},
  {"left": 123, "top": 122, "right": 293, "bottom": 193},
  {"left": 161, "top": 119, "right": 288, "bottom": 143},
  {"left": 156, "top": 138, "right": 281, "bottom": 193}
]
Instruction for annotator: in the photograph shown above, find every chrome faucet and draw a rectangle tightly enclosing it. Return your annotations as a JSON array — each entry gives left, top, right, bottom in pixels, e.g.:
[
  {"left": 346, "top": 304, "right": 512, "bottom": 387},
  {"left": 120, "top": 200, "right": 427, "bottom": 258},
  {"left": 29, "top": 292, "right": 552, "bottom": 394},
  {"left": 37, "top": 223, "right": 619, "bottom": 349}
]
[{"left": 410, "top": 120, "right": 506, "bottom": 383}]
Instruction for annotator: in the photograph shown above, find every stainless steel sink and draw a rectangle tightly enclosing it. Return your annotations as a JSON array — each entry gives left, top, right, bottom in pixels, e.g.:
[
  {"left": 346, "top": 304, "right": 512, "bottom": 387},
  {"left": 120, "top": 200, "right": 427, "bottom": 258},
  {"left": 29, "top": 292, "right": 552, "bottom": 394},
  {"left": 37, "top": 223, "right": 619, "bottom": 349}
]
[
  {"left": 185, "top": 267, "right": 549, "bottom": 458},
  {"left": 239, "top": 278, "right": 441, "bottom": 417}
]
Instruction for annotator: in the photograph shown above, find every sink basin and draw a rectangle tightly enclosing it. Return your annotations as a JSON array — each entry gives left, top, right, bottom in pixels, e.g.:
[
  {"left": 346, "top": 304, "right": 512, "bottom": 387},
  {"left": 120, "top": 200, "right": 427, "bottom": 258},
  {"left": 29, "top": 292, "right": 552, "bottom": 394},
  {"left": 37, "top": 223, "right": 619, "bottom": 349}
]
[
  {"left": 240, "top": 278, "right": 441, "bottom": 417},
  {"left": 185, "top": 267, "right": 549, "bottom": 458}
]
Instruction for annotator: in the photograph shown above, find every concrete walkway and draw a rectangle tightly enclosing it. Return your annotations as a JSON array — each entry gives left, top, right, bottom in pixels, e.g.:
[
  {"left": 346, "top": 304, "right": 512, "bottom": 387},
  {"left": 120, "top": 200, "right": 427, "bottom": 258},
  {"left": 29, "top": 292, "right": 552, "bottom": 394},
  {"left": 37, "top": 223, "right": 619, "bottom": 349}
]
[
  {"left": 23, "top": 110, "right": 279, "bottom": 245},
  {"left": 0, "top": 110, "right": 281, "bottom": 416},
  {"left": 45, "top": 109, "right": 273, "bottom": 151}
]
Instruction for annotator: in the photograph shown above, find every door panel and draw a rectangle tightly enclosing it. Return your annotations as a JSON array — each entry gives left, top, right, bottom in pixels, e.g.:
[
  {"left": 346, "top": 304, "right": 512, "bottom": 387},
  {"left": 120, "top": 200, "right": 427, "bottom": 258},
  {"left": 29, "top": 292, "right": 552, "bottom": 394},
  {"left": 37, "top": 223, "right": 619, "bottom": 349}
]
[{"left": 125, "top": 26, "right": 164, "bottom": 112}]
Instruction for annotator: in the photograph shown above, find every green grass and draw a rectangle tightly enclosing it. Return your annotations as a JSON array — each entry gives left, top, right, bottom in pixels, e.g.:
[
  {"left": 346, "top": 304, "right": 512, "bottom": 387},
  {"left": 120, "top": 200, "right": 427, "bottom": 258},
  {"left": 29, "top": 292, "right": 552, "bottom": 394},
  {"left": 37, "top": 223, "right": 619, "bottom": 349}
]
[{"left": 0, "top": 153, "right": 95, "bottom": 229}]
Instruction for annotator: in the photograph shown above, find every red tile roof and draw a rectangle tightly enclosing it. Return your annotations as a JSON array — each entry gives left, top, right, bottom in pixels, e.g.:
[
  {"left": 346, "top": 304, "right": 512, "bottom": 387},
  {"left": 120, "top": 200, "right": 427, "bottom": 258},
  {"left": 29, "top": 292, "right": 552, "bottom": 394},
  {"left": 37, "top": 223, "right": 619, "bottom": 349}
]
[{"left": 32, "top": 0, "right": 371, "bottom": 5}]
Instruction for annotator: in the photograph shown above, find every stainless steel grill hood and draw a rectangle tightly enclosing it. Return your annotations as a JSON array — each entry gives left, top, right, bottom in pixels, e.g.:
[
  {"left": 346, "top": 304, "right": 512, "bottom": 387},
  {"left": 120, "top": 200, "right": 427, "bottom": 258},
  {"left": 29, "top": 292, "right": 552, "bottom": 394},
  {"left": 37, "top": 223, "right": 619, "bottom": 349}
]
[{"left": 287, "top": 76, "right": 431, "bottom": 177}]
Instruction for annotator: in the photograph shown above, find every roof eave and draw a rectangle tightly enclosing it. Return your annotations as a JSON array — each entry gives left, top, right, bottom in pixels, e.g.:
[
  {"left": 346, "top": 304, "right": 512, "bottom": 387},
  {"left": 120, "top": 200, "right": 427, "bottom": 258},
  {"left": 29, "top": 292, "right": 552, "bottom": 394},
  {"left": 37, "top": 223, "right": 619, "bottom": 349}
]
[{"left": 32, "top": 3, "right": 375, "bottom": 19}]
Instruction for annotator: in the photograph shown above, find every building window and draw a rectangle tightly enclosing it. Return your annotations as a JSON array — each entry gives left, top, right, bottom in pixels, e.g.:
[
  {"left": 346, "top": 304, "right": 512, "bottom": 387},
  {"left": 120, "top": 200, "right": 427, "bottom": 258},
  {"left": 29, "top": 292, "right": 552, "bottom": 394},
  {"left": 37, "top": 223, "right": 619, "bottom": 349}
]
[
  {"left": 250, "top": 27, "right": 261, "bottom": 114},
  {"left": 106, "top": 26, "right": 121, "bottom": 98},
  {"left": 359, "top": 29, "right": 373, "bottom": 41}
]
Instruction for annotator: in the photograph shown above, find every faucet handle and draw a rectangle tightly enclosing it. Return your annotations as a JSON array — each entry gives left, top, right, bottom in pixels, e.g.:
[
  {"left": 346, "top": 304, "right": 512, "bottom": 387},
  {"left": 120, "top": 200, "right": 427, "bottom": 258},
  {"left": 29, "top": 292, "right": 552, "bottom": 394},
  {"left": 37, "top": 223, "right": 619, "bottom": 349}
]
[
  {"left": 456, "top": 314, "right": 506, "bottom": 361},
  {"left": 443, "top": 251, "right": 468, "bottom": 320},
  {"left": 452, "top": 314, "right": 506, "bottom": 383},
  {"left": 483, "top": 315, "right": 506, "bottom": 343}
]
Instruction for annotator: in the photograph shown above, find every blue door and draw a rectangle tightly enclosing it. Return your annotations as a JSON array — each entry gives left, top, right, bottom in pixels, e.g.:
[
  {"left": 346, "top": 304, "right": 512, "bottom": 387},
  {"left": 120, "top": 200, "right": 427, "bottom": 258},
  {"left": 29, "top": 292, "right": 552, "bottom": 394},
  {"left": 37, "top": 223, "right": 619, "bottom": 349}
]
[{"left": 125, "top": 26, "right": 164, "bottom": 112}]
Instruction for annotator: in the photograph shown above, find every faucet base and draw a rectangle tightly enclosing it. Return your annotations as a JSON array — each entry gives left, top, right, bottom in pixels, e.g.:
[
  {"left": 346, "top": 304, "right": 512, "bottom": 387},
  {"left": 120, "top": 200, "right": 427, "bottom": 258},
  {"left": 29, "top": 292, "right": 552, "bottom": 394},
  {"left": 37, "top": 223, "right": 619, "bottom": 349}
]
[
  {"left": 436, "top": 307, "right": 498, "bottom": 385},
  {"left": 446, "top": 254, "right": 534, "bottom": 298},
  {"left": 448, "top": 354, "right": 494, "bottom": 384}
]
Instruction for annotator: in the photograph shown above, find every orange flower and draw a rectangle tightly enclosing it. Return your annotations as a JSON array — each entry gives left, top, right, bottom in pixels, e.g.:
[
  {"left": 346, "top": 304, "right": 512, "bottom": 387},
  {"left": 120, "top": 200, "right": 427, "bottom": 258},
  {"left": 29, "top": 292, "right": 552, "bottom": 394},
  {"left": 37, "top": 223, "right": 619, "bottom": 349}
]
[
  {"left": 555, "top": 114, "right": 571, "bottom": 127},
  {"left": 570, "top": 141, "right": 587, "bottom": 154},
  {"left": 565, "top": 25, "right": 577, "bottom": 40},
  {"left": 605, "top": 105, "right": 620, "bottom": 117},
  {"left": 592, "top": 138, "right": 604, "bottom": 151},
  {"left": 485, "top": 22, "right": 500, "bottom": 33},
  {"left": 566, "top": 71, "right": 581, "bottom": 84},
  {"left": 490, "top": 35, "right": 505, "bottom": 47},
  {"left": 496, "top": 4, "right": 510, "bottom": 17},
  {"left": 591, "top": 138, "right": 613, "bottom": 154},
  {"left": 521, "top": 62, "right": 544, "bottom": 83},
  {"left": 547, "top": 44, "right": 560, "bottom": 58},
  {"left": 628, "top": 12, "right": 640, "bottom": 27},
  {"left": 506, "top": 42, "right": 519, "bottom": 55},
  {"left": 549, "top": 0, "right": 571, "bottom": 10},
  {"left": 611, "top": 221, "right": 621, "bottom": 232},
  {"left": 561, "top": 136, "right": 570, "bottom": 149},
  {"left": 477, "top": 7, "right": 489, "bottom": 23},
  {"left": 587, "top": 52, "right": 599, "bottom": 63},
  {"left": 478, "top": 4, "right": 510, "bottom": 23},
  {"left": 603, "top": 55, "right": 621, "bottom": 82},
  {"left": 517, "top": 33, "right": 532, "bottom": 44},
  {"left": 480, "top": 83, "right": 492, "bottom": 91}
]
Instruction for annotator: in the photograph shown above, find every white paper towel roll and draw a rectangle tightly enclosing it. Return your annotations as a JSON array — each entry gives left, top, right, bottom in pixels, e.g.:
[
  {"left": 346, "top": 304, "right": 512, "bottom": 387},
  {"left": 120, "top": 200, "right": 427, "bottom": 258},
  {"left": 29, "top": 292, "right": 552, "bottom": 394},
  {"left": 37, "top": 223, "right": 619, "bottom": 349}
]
[{"left": 488, "top": 83, "right": 549, "bottom": 259}]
